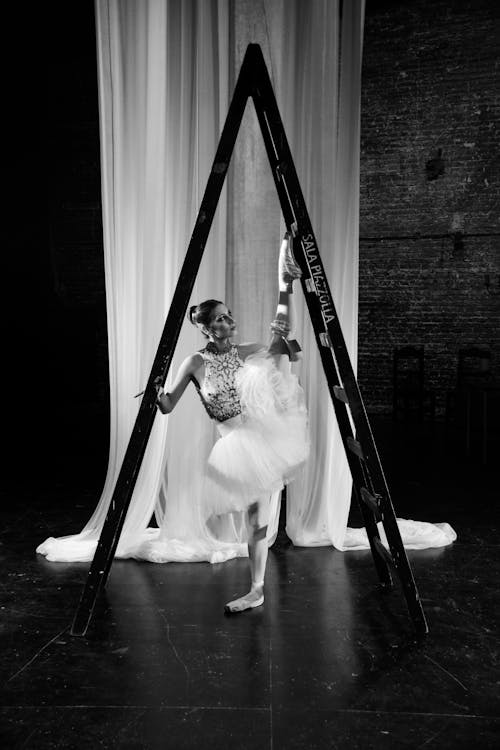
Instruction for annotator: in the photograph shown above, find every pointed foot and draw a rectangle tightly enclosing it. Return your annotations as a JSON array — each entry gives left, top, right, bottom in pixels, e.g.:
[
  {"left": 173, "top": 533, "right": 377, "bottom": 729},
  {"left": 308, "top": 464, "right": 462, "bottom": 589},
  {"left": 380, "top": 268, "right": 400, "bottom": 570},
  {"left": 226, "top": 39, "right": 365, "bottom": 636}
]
[
  {"left": 280, "top": 235, "right": 302, "bottom": 283},
  {"left": 224, "top": 587, "right": 264, "bottom": 614}
]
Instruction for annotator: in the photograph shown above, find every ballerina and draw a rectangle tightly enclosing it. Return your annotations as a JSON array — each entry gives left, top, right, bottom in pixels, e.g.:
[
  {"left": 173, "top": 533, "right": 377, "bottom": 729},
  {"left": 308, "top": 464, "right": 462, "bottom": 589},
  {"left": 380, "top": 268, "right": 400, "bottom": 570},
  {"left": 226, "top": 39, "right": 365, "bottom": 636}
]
[{"left": 156, "top": 232, "right": 309, "bottom": 613}]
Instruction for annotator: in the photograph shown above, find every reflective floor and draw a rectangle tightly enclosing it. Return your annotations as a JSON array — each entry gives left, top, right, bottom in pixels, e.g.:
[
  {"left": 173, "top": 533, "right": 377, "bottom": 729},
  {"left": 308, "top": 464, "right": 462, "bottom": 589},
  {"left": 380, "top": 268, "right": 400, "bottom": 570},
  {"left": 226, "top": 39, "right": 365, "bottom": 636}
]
[{"left": 1, "top": 417, "right": 499, "bottom": 749}]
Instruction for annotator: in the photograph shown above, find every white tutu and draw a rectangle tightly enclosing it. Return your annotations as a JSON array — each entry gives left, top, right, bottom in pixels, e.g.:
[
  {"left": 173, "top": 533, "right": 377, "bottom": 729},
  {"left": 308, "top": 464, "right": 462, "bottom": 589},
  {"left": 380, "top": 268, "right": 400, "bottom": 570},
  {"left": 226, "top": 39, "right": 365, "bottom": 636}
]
[{"left": 203, "top": 352, "right": 309, "bottom": 518}]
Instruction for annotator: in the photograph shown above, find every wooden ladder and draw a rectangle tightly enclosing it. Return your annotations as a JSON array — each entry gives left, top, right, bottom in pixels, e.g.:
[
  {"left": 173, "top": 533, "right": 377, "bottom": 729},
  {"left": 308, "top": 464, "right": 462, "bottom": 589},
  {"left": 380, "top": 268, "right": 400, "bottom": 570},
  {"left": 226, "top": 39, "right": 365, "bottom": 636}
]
[{"left": 71, "top": 44, "right": 428, "bottom": 638}]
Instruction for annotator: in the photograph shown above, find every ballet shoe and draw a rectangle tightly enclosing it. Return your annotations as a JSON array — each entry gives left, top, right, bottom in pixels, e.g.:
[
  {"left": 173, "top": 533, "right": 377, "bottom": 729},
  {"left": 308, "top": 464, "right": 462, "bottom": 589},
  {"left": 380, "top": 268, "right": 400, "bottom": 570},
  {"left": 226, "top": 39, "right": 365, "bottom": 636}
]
[{"left": 224, "top": 587, "right": 264, "bottom": 614}]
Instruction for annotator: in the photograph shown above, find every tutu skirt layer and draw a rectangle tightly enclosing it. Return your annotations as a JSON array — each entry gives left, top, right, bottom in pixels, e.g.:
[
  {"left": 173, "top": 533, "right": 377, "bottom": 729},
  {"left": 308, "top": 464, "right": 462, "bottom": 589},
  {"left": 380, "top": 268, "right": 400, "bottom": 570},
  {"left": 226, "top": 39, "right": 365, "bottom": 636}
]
[{"left": 203, "top": 353, "right": 309, "bottom": 518}]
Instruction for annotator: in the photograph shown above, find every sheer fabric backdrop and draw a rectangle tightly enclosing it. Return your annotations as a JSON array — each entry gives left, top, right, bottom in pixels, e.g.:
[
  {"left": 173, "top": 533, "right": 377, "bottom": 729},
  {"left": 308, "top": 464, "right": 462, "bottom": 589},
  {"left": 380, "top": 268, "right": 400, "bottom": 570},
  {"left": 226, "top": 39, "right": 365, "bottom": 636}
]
[
  {"left": 38, "top": 0, "right": 252, "bottom": 563},
  {"left": 37, "top": 0, "right": 455, "bottom": 564}
]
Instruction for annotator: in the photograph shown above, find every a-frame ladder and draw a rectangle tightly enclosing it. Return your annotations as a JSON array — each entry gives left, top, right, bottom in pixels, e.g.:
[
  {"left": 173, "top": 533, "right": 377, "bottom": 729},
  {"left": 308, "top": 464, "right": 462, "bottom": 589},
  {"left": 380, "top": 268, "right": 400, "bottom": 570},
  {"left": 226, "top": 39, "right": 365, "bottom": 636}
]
[{"left": 71, "top": 44, "right": 428, "bottom": 638}]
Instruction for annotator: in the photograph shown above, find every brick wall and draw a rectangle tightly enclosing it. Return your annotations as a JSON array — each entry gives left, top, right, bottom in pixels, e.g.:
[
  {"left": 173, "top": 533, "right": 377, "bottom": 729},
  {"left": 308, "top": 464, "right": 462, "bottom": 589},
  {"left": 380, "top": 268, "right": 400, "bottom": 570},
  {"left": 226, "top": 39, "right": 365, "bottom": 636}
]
[{"left": 359, "top": 0, "right": 500, "bottom": 413}]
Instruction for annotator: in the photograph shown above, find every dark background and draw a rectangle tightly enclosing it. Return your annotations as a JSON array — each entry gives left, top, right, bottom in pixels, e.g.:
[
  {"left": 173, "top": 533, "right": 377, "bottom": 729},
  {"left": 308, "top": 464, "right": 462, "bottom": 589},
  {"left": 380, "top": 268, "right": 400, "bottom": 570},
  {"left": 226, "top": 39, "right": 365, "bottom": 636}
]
[
  {"left": 3, "top": 0, "right": 499, "bottom": 492},
  {"left": 4, "top": 2, "right": 108, "bottom": 489}
]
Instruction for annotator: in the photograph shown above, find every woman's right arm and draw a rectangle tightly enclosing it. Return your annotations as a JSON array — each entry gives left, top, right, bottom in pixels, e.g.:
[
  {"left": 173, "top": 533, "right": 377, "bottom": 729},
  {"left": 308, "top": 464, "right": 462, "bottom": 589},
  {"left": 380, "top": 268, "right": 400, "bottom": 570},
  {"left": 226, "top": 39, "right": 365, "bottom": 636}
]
[{"left": 156, "top": 354, "right": 202, "bottom": 414}]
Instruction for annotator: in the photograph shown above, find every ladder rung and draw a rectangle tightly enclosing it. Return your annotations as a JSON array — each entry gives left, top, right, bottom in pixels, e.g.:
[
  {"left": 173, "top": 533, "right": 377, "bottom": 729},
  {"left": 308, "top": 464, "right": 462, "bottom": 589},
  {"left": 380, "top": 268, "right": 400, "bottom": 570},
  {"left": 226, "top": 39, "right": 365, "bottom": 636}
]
[
  {"left": 360, "top": 487, "right": 383, "bottom": 520},
  {"left": 305, "top": 278, "right": 316, "bottom": 293},
  {"left": 319, "top": 332, "right": 332, "bottom": 348},
  {"left": 333, "top": 386, "right": 348, "bottom": 404},
  {"left": 373, "top": 537, "right": 395, "bottom": 568},
  {"left": 347, "top": 436, "right": 364, "bottom": 459}
]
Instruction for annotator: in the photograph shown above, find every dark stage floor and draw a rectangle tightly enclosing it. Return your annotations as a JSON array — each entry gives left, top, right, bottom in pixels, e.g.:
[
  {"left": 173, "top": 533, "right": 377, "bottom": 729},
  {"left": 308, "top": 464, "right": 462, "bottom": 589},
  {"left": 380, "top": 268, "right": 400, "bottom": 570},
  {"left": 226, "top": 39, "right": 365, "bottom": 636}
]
[{"left": 1, "top": 417, "right": 499, "bottom": 749}]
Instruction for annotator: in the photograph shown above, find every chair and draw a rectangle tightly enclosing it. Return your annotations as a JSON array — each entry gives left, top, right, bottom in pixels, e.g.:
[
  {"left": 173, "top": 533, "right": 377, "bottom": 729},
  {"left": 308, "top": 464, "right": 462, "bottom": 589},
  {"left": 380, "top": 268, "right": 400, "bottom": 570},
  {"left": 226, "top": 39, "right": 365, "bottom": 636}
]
[
  {"left": 445, "top": 347, "right": 492, "bottom": 429},
  {"left": 457, "top": 347, "right": 492, "bottom": 388},
  {"left": 392, "top": 346, "right": 436, "bottom": 421}
]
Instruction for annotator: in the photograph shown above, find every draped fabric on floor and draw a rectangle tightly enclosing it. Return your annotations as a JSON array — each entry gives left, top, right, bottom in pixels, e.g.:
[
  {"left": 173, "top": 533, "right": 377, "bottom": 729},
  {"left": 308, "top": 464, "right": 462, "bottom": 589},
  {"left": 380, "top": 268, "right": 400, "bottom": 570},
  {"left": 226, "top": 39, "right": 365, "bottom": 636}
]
[{"left": 37, "top": 0, "right": 455, "bottom": 564}]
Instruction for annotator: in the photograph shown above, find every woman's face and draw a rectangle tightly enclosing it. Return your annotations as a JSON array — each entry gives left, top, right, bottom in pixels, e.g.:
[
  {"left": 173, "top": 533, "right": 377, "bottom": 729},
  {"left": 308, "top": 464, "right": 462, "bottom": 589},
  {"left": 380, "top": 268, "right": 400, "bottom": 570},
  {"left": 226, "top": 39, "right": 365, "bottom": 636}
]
[{"left": 206, "top": 303, "right": 237, "bottom": 340}]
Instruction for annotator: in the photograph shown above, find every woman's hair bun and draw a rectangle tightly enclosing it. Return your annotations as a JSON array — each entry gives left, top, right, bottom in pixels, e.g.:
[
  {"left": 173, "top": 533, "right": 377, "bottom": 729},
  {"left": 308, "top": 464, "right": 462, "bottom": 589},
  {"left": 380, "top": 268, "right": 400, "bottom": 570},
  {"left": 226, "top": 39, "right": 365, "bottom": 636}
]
[{"left": 188, "top": 305, "right": 199, "bottom": 325}]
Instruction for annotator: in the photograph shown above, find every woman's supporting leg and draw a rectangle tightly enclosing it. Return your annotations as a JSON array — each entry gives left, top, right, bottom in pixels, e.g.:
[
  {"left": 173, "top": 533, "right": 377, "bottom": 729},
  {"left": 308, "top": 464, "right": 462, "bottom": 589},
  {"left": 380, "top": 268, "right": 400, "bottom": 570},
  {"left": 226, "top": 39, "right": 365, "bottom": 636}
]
[
  {"left": 224, "top": 498, "right": 269, "bottom": 613},
  {"left": 247, "top": 499, "right": 269, "bottom": 588}
]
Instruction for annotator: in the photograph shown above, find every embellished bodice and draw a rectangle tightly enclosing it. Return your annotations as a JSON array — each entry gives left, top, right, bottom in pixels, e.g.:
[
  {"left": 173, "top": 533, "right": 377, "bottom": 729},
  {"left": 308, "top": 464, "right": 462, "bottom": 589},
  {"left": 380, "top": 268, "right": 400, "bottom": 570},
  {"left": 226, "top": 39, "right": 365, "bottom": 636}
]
[{"left": 195, "top": 342, "right": 244, "bottom": 422}]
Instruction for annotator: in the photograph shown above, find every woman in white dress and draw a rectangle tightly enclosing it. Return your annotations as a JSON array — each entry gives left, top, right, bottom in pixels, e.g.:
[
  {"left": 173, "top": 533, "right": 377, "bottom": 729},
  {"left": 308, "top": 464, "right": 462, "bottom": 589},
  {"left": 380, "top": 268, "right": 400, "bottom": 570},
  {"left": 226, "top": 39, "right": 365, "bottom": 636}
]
[{"left": 156, "top": 234, "right": 309, "bottom": 613}]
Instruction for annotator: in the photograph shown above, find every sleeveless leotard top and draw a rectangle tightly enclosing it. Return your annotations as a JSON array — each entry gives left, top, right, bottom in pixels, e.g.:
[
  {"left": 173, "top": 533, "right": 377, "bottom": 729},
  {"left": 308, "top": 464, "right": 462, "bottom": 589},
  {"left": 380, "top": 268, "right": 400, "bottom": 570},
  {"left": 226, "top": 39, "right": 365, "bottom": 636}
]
[{"left": 194, "top": 342, "right": 244, "bottom": 422}]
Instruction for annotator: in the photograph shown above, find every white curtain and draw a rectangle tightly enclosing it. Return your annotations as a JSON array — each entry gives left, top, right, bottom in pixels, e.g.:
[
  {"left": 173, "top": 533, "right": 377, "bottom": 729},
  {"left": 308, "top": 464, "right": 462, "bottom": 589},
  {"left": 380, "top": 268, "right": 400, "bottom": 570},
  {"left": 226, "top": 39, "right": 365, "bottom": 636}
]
[{"left": 37, "top": 0, "right": 455, "bottom": 564}]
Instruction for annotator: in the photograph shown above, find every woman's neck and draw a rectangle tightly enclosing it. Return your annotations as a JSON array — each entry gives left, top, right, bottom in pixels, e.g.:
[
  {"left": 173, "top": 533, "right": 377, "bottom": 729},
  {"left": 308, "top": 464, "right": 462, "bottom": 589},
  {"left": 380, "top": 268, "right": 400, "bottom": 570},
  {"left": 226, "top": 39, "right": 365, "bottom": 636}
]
[{"left": 209, "top": 337, "right": 232, "bottom": 353}]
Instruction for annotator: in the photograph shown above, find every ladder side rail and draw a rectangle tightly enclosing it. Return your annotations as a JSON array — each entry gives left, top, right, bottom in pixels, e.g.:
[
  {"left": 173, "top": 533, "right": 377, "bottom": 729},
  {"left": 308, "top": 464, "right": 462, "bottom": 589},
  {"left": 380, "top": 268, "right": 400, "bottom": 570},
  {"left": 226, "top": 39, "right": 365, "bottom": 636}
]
[
  {"left": 71, "top": 57, "right": 255, "bottom": 637},
  {"left": 251, "top": 75, "right": 392, "bottom": 587},
  {"left": 251, "top": 49, "right": 428, "bottom": 629}
]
